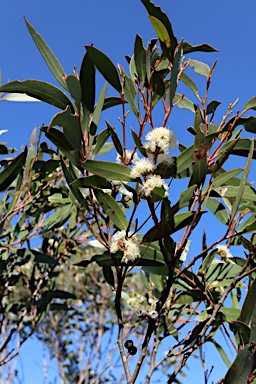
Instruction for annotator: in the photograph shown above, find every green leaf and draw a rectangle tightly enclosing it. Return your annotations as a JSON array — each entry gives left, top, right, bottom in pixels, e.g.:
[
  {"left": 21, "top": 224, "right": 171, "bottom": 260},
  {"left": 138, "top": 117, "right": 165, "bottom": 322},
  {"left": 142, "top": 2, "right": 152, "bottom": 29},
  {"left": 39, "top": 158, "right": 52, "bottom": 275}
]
[
  {"left": 102, "top": 96, "right": 124, "bottom": 111},
  {"left": 86, "top": 46, "right": 121, "bottom": 93},
  {"left": 230, "top": 139, "right": 254, "bottom": 223},
  {"left": 141, "top": 0, "right": 178, "bottom": 60},
  {"left": 212, "top": 169, "right": 243, "bottom": 187},
  {"left": 0, "top": 148, "right": 27, "bottom": 192},
  {"left": 238, "top": 116, "right": 256, "bottom": 134},
  {"left": 173, "top": 93, "right": 195, "bottom": 113},
  {"left": 180, "top": 72, "right": 198, "bottom": 97},
  {"left": 24, "top": 18, "right": 67, "bottom": 90},
  {"left": 205, "top": 197, "right": 229, "bottom": 225},
  {"left": 206, "top": 262, "right": 241, "bottom": 282},
  {"left": 66, "top": 74, "right": 81, "bottom": 110},
  {"left": 106, "top": 120, "right": 123, "bottom": 156},
  {"left": 183, "top": 41, "right": 219, "bottom": 54},
  {"left": 239, "top": 279, "right": 256, "bottom": 325},
  {"left": 91, "top": 83, "right": 108, "bottom": 135},
  {"left": 119, "top": 66, "right": 139, "bottom": 116},
  {"left": 206, "top": 100, "right": 221, "bottom": 115},
  {"left": 131, "top": 129, "right": 147, "bottom": 157},
  {"left": 211, "top": 139, "right": 240, "bottom": 173},
  {"left": 91, "top": 128, "right": 111, "bottom": 157},
  {"left": 219, "top": 307, "right": 240, "bottom": 322},
  {"left": 134, "top": 34, "right": 147, "bottom": 84},
  {"left": 148, "top": 15, "right": 171, "bottom": 48},
  {"left": 33, "top": 251, "right": 59, "bottom": 265},
  {"left": 189, "top": 59, "right": 210, "bottom": 77},
  {"left": 50, "top": 106, "right": 83, "bottom": 151},
  {"left": 81, "top": 160, "right": 132, "bottom": 181},
  {"left": 80, "top": 51, "right": 95, "bottom": 113},
  {"left": 224, "top": 344, "right": 255, "bottom": 384},
  {"left": 61, "top": 159, "right": 89, "bottom": 211},
  {"left": 212, "top": 341, "right": 231, "bottom": 368},
  {"left": 238, "top": 213, "right": 256, "bottom": 234},
  {"left": 231, "top": 320, "right": 251, "bottom": 345},
  {"left": 0, "top": 80, "right": 74, "bottom": 112},
  {"left": 102, "top": 265, "right": 115, "bottom": 288},
  {"left": 170, "top": 42, "right": 183, "bottom": 106},
  {"left": 189, "top": 108, "right": 207, "bottom": 187},
  {"left": 93, "top": 188, "right": 128, "bottom": 230},
  {"left": 143, "top": 211, "right": 195, "bottom": 242},
  {"left": 72, "top": 175, "right": 112, "bottom": 189},
  {"left": 42, "top": 127, "right": 82, "bottom": 166},
  {"left": 52, "top": 289, "right": 76, "bottom": 300},
  {"left": 151, "top": 70, "right": 166, "bottom": 97},
  {"left": 243, "top": 96, "right": 256, "bottom": 111}
]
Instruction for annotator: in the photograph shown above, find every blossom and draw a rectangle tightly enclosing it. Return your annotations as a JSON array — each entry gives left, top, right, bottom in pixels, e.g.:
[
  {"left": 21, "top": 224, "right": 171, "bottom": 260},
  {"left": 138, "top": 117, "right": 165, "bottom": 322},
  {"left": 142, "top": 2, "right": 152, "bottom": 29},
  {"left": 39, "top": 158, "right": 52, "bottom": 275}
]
[
  {"left": 216, "top": 245, "right": 233, "bottom": 261},
  {"left": 157, "top": 154, "right": 174, "bottom": 166},
  {"left": 141, "top": 175, "right": 169, "bottom": 197},
  {"left": 143, "top": 127, "right": 177, "bottom": 155},
  {"left": 110, "top": 231, "right": 140, "bottom": 263},
  {"left": 130, "top": 158, "right": 156, "bottom": 178}
]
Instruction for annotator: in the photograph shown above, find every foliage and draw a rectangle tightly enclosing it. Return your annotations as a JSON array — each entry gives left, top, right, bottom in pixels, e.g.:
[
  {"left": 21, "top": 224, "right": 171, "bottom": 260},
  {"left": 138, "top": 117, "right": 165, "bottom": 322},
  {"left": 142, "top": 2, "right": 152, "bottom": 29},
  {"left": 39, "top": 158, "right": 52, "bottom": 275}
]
[{"left": 0, "top": 1, "right": 256, "bottom": 383}]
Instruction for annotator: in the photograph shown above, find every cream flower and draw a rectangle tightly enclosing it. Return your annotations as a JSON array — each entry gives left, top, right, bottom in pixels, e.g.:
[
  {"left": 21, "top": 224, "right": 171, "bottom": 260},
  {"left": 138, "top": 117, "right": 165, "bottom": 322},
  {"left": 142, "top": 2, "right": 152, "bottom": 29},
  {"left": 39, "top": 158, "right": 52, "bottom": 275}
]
[
  {"left": 143, "top": 127, "right": 177, "bottom": 155},
  {"left": 141, "top": 175, "right": 169, "bottom": 197},
  {"left": 110, "top": 231, "right": 140, "bottom": 263},
  {"left": 130, "top": 158, "right": 156, "bottom": 178},
  {"left": 216, "top": 245, "right": 233, "bottom": 261}
]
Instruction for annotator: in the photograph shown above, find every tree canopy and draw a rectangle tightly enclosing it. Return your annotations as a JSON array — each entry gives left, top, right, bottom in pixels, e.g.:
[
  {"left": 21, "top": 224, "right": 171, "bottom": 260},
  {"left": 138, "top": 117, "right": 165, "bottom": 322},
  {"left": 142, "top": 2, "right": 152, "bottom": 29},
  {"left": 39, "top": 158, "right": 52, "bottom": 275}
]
[{"left": 0, "top": 1, "right": 256, "bottom": 383}]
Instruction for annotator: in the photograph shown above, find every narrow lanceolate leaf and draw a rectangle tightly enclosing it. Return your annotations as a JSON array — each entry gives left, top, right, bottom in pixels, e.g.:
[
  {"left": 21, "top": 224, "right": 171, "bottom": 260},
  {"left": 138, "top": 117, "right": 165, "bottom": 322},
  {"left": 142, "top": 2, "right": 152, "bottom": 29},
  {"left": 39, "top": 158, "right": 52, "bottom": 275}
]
[
  {"left": 0, "top": 80, "right": 74, "bottom": 112},
  {"left": 50, "top": 106, "right": 83, "bottom": 151},
  {"left": 80, "top": 51, "right": 95, "bottom": 113},
  {"left": 149, "top": 15, "right": 171, "bottom": 48},
  {"left": 0, "top": 148, "right": 27, "bottom": 192},
  {"left": 91, "top": 83, "right": 108, "bottom": 134},
  {"left": 61, "top": 159, "right": 89, "bottom": 211},
  {"left": 243, "top": 96, "right": 256, "bottom": 111},
  {"left": 170, "top": 42, "right": 183, "bottom": 106},
  {"left": 141, "top": 0, "right": 178, "bottom": 60},
  {"left": 81, "top": 160, "right": 132, "bottom": 181},
  {"left": 189, "top": 108, "right": 207, "bottom": 187},
  {"left": 180, "top": 72, "right": 198, "bottom": 97},
  {"left": 183, "top": 41, "right": 219, "bottom": 54},
  {"left": 24, "top": 18, "right": 67, "bottom": 90},
  {"left": 86, "top": 46, "right": 121, "bottom": 93},
  {"left": 189, "top": 59, "right": 210, "bottom": 77},
  {"left": 72, "top": 175, "right": 111, "bottom": 189},
  {"left": 223, "top": 345, "right": 255, "bottom": 384},
  {"left": 93, "top": 188, "right": 128, "bottom": 230},
  {"left": 91, "top": 128, "right": 111, "bottom": 157},
  {"left": 134, "top": 34, "right": 147, "bottom": 85},
  {"left": 66, "top": 75, "right": 81, "bottom": 110},
  {"left": 230, "top": 138, "right": 254, "bottom": 223},
  {"left": 132, "top": 130, "right": 147, "bottom": 157},
  {"left": 238, "top": 279, "right": 256, "bottom": 325},
  {"left": 205, "top": 198, "right": 229, "bottom": 225},
  {"left": 212, "top": 169, "right": 243, "bottom": 188},
  {"left": 173, "top": 93, "right": 195, "bottom": 113}
]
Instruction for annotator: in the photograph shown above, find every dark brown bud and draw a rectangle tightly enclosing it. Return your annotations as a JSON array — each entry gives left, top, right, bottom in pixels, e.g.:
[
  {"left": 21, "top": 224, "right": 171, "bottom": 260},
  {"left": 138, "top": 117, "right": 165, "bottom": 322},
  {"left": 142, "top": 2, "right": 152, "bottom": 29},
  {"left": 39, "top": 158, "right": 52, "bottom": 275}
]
[
  {"left": 124, "top": 340, "right": 134, "bottom": 349},
  {"left": 129, "top": 346, "right": 137, "bottom": 355}
]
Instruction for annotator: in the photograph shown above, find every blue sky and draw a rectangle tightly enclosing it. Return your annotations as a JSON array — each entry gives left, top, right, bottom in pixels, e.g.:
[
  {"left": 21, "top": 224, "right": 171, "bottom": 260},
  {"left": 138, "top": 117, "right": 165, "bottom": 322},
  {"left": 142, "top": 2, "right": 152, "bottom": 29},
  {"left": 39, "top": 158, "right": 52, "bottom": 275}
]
[{"left": 1, "top": 1, "right": 256, "bottom": 383}]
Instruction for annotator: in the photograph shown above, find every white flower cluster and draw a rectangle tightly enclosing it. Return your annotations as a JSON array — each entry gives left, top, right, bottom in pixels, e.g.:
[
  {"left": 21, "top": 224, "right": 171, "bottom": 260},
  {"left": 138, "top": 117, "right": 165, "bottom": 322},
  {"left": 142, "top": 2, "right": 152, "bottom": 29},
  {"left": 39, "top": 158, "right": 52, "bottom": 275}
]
[
  {"left": 216, "top": 245, "right": 233, "bottom": 262},
  {"left": 130, "top": 158, "right": 156, "bottom": 178},
  {"left": 141, "top": 175, "right": 169, "bottom": 198},
  {"left": 110, "top": 231, "right": 140, "bottom": 263},
  {"left": 143, "top": 127, "right": 177, "bottom": 155}
]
